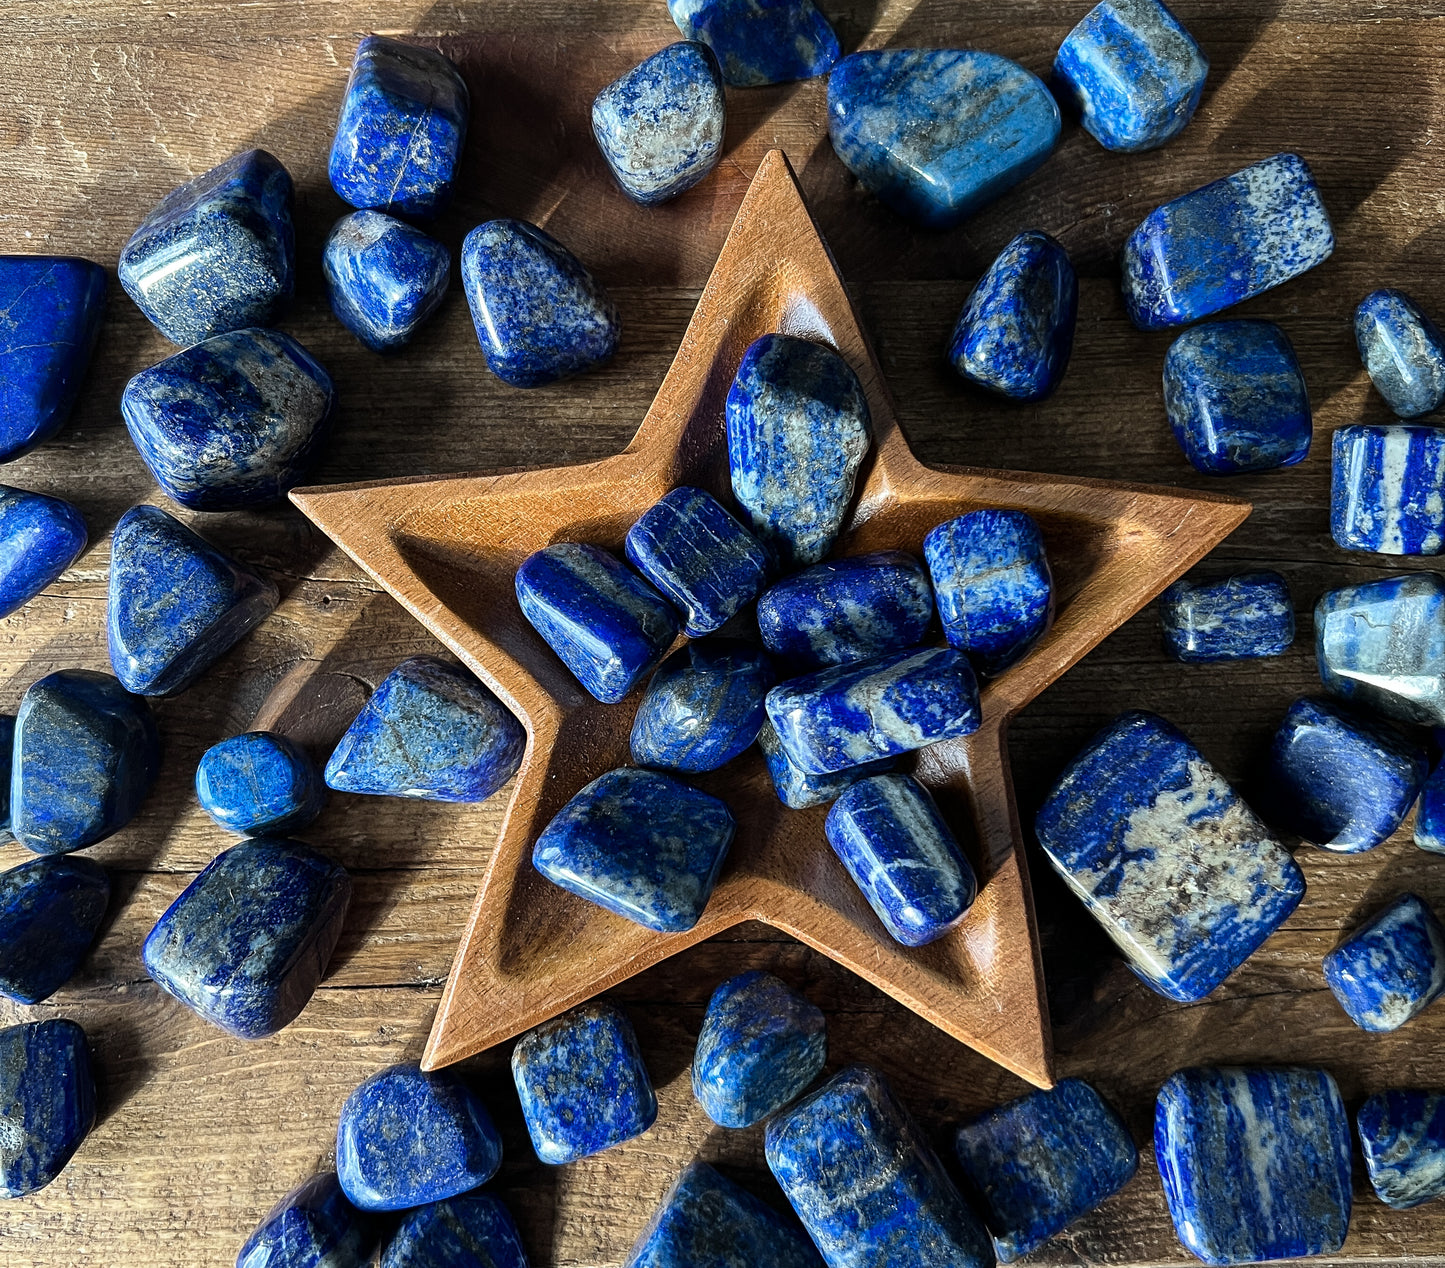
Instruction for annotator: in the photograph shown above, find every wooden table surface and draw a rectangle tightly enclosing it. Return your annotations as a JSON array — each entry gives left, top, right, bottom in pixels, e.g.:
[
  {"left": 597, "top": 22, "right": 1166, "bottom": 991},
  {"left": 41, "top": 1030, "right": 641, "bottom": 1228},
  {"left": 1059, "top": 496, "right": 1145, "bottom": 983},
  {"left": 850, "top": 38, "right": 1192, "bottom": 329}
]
[{"left": 3, "top": 1, "right": 1445, "bottom": 1263}]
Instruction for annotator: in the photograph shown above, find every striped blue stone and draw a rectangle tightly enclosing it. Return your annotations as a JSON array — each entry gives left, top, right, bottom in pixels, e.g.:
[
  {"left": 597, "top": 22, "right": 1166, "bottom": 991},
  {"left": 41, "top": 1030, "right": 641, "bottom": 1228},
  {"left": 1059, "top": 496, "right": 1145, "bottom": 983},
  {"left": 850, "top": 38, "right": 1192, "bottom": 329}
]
[
  {"left": 196, "top": 731, "right": 325, "bottom": 836},
  {"left": 667, "top": 0, "right": 838, "bottom": 87},
  {"left": 0, "top": 485, "right": 87, "bottom": 619},
  {"left": 323, "top": 210, "right": 451, "bottom": 352},
  {"left": 237, "top": 1172, "right": 380, "bottom": 1268},
  {"left": 1158, "top": 572, "right": 1294, "bottom": 663},
  {"left": 1357, "top": 1090, "right": 1445, "bottom": 1210},
  {"left": 630, "top": 641, "right": 773, "bottom": 773},
  {"left": 1331, "top": 424, "right": 1445, "bottom": 555},
  {"left": 1356, "top": 289, "right": 1445, "bottom": 419},
  {"left": 0, "top": 856, "right": 109, "bottom": 1004},
  {"left": 1416, "top": 757, "right": 1445, "bottom": 854},
  {"left": 1323, "top": 893, "right": 1445, "bottom": 1032},
  {"left": 756, "top": 719, "right": 896, "bottom": 810},
  {"left": 381, "top": 1193, "right": 529, "bottom": 1268},
  {"left": 0, "top": 1019, "right": 96, "bottom": 1199}
]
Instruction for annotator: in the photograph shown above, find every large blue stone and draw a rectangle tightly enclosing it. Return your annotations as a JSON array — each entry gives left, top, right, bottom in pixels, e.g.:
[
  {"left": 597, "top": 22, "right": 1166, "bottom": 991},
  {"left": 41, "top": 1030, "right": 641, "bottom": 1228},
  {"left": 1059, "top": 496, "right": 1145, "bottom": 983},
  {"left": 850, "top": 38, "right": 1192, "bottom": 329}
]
[
  {"left": 1154, "top": 1066, "right": 1351, "bottom": 1265},
  {"left": 666, "top": 0, "right": 838, "bottom": 87},
  {"left": 1158, "top": 572, "right": 1295, "bottom": 663},
  {"left": 0, "top": 485, "right": 87, "bottom": 619},
  {"left": 107, "top": 503, "right": 279, "bottom": 696},
  {"left": 1356, "top": 289, "right": 1445, "bottom": 419},
  {"left": 1416, "top": 757, "right": 1445, "bottom": 854},
  {"left": 630, "top": 641, "right": 773, "bottom": 773},
  {"left": 532, "top": 767, "right": 735, "bottom": 933},
  {"left": 323, "top": 210, "right": 451, "bottom": 353},
  {"left": 954, "top": 1078, "right": 1138, "bottom": 1263},
  {"left": 766, "top": 1064, "right": 993, "bottom": 1268},
  {"left": 1121, "top": 153, "right": 1334, "bottom": 331},
  {"left": 381, "top": 1193, "right": 529, "bottom": 1268},
  {"left": 1357, "top": 1090, "right": 1445, "bottom": 1211},
  {"left": 1323, "top": 893, "right": 1445, "bottom": 1032},
  {"left": 1035, "top": 711, "right": 1304, "bottom": 1002},
  {"left": 757, "top": 719, "right": 896, "bottom": 811},
  {"left": 324, "top": 656, "right": 525, "bottom": 803},
  {"left": 336, "top": 1062, "right": 502, "bottom": 1211},
  {"left": 196, "top": 731, "right": 325, "bottom": 835},
  {"left": 142, "top": 837, "right": 351, "bottom": 1039},
  {"left": 121, "top": 327, "right": 336, "bottom": 511},
  {"left": 237, "top": 1172, "right": 380, "bottom": 1268},
  {"left": 1332, "top": 424, "right": 1445, "bottom": 555},
  {"left": 0, "top": 1019, "right": 96, "bottom": 1199},
  {"left": 118, "top": 150, "right": 294, "bottom": 347},
  {"left": 0, "top": 856, "right": 109, "bottom": 1004},
  {"left": 512, "top": 1001, "right": 657, "bottom": 1165}
]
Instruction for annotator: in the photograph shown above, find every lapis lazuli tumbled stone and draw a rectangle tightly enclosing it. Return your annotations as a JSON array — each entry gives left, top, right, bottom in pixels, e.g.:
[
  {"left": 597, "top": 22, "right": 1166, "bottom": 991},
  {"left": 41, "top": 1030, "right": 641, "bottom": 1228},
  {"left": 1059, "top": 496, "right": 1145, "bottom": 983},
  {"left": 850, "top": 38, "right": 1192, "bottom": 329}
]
[
  {"left": 324, "top": 656, "right": 526, "bottom": 803},
  {"left": 631, "top": 641, "right": 773, "bottom": 773},
  {"left": 512, "top": 1001, "right": 658, "bottom": 1165},
  {"left": 329, "top": 36, "right": 470, "bottom": 220},
  {"left": 196, "top": 731, "right": 325, "bottom": 836},
  {"left": 1158, "top": 572, "right": 1295, "bottom": 663},
  {"left": 1356, "top": 289, "right": 1445, "bottom": 419},
  {"left": 0, "top": 485, "right": 87, "bottom": 619},
  {"left": 532, "top": 767, "right": 735, "bottom": 932},
  {"left": 666, "top": 0, "right": 839, "bottom": 87},
  {"left": 0, "top": 1018, "right": 96, "bottom": 1199},
  {"left": 1416, "top": 758, "right": 1445, "bottom": 854},
  {"left": 142, "top": 837, "right": 351, "bottom": 1039},
  {"left": 336, "top": 1062, "right": 502, "bottom": 1211},
  {"left": 0, "top": 256, "right": 106, "bottom": 463},
  {"left": 756, "top": 719, "right": 895, "bottom": 811},
  {"left": 381, "top": 1192, "right": 529, "bottom": 1268},
  {"left": 121, "top": 327, "right": 336, "bottom": 511},
  {"left": 954, "top": 1078, "right": 1138, "bottom": 1263},
  {"left": 237, "top": 1172, "right": 380, "bottom": 1268},
  {"left": 323, "top": 210, "right": 451, "bottom": 353},
  {"left": 1323, "top": 893, "right": 1445, "bottom": 1032},
  {"left": 1121, "top": 153, "right": 1335, "bottom": 331},
  {"left": 1154, "top": 1066, "right": 1351, "bottom": 1265},
  {"left": 1357, "top": 1090, "right": 1445, "bottom": 1211},
  {"left": 1331, "top": 424, "right": 1445, "bottom": 555},
  {"left": 0, "top": 712, "right": 12, "bottom": 833},
  {"left": 827, "top": 50, "right": 1061, "bottom": 229},
  {"left": 0, "top": 856, "right": 109, "bottom": 1005},
  {"left": 119, "top": 150, "right": 294, "bottom": 347},
  {"left": 1035, "top": 711, "right": 1304, "bottom": 1002}
]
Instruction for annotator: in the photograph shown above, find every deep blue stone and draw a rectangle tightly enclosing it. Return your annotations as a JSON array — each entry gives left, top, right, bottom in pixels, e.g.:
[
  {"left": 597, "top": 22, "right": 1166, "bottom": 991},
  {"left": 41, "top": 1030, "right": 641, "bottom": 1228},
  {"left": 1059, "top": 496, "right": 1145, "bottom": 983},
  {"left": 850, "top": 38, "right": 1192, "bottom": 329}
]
[
  {"left": 827, "top": 50, "right": 1060, "bottom": 229},
  {"left": 1416, "top": 756, "right": 1445, "bottom": 854},
  {"left": 692, "top": 970, "right": 826, "bottom": 1128},
  {"left": 1331, "top": 424, "right": 1445, "bottom": 555},
  {"left": 825, "top": 774, "right": 977, "bottom": 947},
  {"left": 10, "top": 669, "right": 160, "bottom": 856},
  {"left": 757, "top": 719, "right": 896, "bottom": 810},
  {"left": 1322, "top": 893, "right": 1445, "bottom": 1032},
  {"left": 107, "top": 503, "right": 279, "bottom": 696},
  {"left": 237, "top": 1172, "right": 380, "bottom": 1268},
  {"left": 1035, "top": 711, "right": 1304, "bottom": 1002},
  {"left": 532, "top": 767, "right": 735, "bottom": 933},
  {"left": 196, "top": 731, "right": 325, "bottom": 835},
  {"left": 511, "top": 1001, "right": 657, "bottom": 1165},
  {"left": 329, "top": 36, "right": 469, "bottom": 220},
  {"left": 1154, "top": 1066, "right": 1351, "bottom": 1265},
  {"left": 142, "top": 837, "right": 351, "bottom": 1039},
  {"left": 0, "top": 1019, "right": 96, "bottom": 1199},
  {"left": 630, "top": 641, "right": 774, "bottom": 773},
  {"left": 0, "top": 256, "right": 106, "bottom": 462},
  {"left": 0, "top": 485, "right": 87, "bottom": 619},
  {"left": 118, "top": 150, "right": 294, "bottom": 347},
  {"left": 1121, "top": 153, "right": 1335, "bottom": 331},
  {"left": 0, "top": 712, "right": 11, "bottom": 833},
  {"left": 323, "top": 210, "right": 450, "bottom": 352},
  {"left": 1356, "top": 289, "right": 1445, "bottom": 419},
  {"left": 324, "top": 656, "right": 526, "bottom": 802},
  {"left": 381, "top": 1193, "right": 529, "bottom": 1268},
  {"left": 666, "top": 0, "right": 838, "bottom": 87},
  {"left": 1158, "top": 572, "right": 1295, "bottom": 663},
  {"left": 0, "top": 856, "right": 109, "bottom": 1004},
  {"left": 766, "top": 1064, "right": 994, "bottom": 1268},
  {"left": 1357, "top": 1090, "right": 1445, "bottom": 1210},
  {"left": 121, "top": 327, "right": 336, "bottom": 511},
  {"left": 954, "top": 1078, "right": 1138, "bottom": 1263},
  {"left": 336, "top": 1062, "right": 502, "bottom": 1211}
]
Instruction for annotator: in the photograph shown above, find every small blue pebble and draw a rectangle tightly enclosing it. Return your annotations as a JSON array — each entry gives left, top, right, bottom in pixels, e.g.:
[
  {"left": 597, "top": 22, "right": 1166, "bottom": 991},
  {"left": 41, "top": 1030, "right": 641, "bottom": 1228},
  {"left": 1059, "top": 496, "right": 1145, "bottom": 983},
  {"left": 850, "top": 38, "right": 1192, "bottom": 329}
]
[
  {"left": 666, "top": 0, "right": 839, "bottom": 87},
  {"left": 0, "top": 1018, "right": 96, "bottom": 1199},
  {"left": 381, "top": 1192, "right": 530, "bottom": 1268},
  {"left": 756, "top": 719, "right": 896, "bottom": 810},
  {"left": 1332, "top": 424, "right": 1445, "bottom": 555},
  {"left": 1323, "top": 893, "right": 1445, "bottom": 1032},
  {"left": 1158, "top": 572, "right": 1295, "bottom": 663},
  {"left": 237, "top": 1172, "right": 380, "bottom": 1268},
  {"left": 1356, "top": 289, "right": 1445, "bottom": 419},
  {"left": 1357, "top": 1090, "right": 1445, "bottom": 1210},
  {"left": 1415, "top": 757, "right": 1445, "bottom": 854},
  {"left": 323, "top": 210, "right": 451, "bottom": 353},
  {"left": 0, "top": 856, "right": 109, "bottom": 1005},
  {"left": 0, "top": 485, "right": 87, "bottom": 619},
  {"left": 631, "top": 641, "right": 774, "bottom": 773},
  {"left": 197, "top": 731, "right": 325, "bottom": 835}
]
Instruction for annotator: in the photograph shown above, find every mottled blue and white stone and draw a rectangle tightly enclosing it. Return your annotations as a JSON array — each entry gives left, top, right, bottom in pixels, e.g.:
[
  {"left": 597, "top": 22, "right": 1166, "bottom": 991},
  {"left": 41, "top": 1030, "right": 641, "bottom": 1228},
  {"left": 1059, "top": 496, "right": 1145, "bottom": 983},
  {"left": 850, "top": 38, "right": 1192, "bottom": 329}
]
[
  {"left": 1155, "top": 1066, "right": 1351, "bottom": 1265},
  {"left": 532, "top": 767, "right": 735, "bottom": 932},
  {"left": 512, "top": 1002, "right": 658, "bottom": 1165},
  {"left": 323, "top": 210, "right": 451, "bottom": 353},
  {"left": 1034, "top": 711, "right": 1305, "bottom": 1002},
  {"left": 1357, "top": 1090, "right": 1445, "bottom": 1211},
  {"left": 381, "top": 1193, "right": 530, "bottom": 1268},
  {"left": 954, "top": 1078, "right": 1138, "bottom": 1263},
  {"left": 1121, "top": 153, "right": 1335, "bottom": 331},
  {"left": 1323, "top": 893, "right": 1445, "bottom": 1032},
  {"left": 0, "top": 485, "right": 87, "bottom": 619},
  {"left": 1331, "top": 424, "right": 1445, "bottom": 555},
  {"left": 1356, "top": 289, "right": 1445, "bottom": 419},
  {"left": 666, "top": 0, "right": 839, "bottom": 87},
  {"left": 1158, "top": 572, "right": 1294, "bottom": 663},
  {"left": 1416, "top": 758, "right": 1445, "bottom": 854},
  {"left": 631, "top": 641, "right": 773, "bottom": 773},
  {"left": 196, "top": 732, "right": 325, "bottom": 836},
  {"left": 237, "top": 1172, "right": 380, "bottom": 1268},
  {"left": 0, "top": 856, "right": 109, "bottom": 1004},
  {"left": 826, "top": 50, "right": 1061, "bottom": 229},
  {"left": 0, "top": 1019, "right": 96, "bottom": 1199},
  {"left": 756, "top": 719, "right": 896, "bottom": 810}
]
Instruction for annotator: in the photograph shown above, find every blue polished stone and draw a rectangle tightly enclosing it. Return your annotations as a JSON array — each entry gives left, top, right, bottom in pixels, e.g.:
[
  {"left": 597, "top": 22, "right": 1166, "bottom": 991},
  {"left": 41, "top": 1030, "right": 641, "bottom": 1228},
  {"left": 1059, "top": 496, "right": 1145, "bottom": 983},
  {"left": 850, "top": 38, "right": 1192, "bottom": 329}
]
[
  {"left": 626, "top": 486, "right": 770, "bottom": 637},
  {"left": 825, "top": 774, "right": 977, "bottom": 947},
  {"left": 381, "top": 1193, "right": 529, "bottom": 1268},
  {"left": 237, "top": 1172, "right": 380, "bottom": 1268},
  {"left": 516, "top": 543, "right": 680, "bottom": 704},
  {"left": 0, "top": 713, "right": 11, "bottom": 833},
  {"left": 142, "top": 837, "right": 351, "bottom": 1039},
  {"left": 324, "top": 656, "right": 526, "bottom": 802},
  {"left": 1416, "top": 757, "right": 1445, "bottom": 854},
  {"left": 119, "top": 150, "right": 294, "bottom": 347},
  {"left": 1357, "top": 1090, "right": 1445, "bottom": 1210},
  {"left": 0, "top": 1019, "right": 95, "bottom": 1199},
  {"left": 757, "top": 719, "right": 896, "bottom": 810},
  {"left": 1035, "top": 711, "right": 1304, "bottom": 1002},
  {"left": 766, "top": 646, "right": 980, "bottom": 776},
  {"left": 692, "top": 970, "right": 826, "bottom": 1128},
  {"left": 108, "top": 504, "right": 279, "bottom": 696},
  {"left": 1154, "top": 1066, "right": 1351, "bottom": 1265},
  {"left": 666, "top": 0, "right": 838, "bottom": 87},
  {"left": 1356, "top": 289, "right": 1445, "bottom": 419},
  {"left": 766, "top": 1064, "right": 993, "bottom": 1268},
  {"left": 329, "top": 36, "right": 469, "bottom": 220},
  {"left": 336, "top": 1062, "right": 502, "bottom": 1211},
  {"left": 0, "top": 485, "right": 87, "bottom": 619},
  {"left": 756, "top": 551, "right": 934, "bottom": 671},
  {"left": 726, "top": 334, "right": 871, "bottom": 570},
  {"left": 1121, "top": 153, "right": 1335, "bottom": 331},
  {"left": 0, "top": 856, "right": 109, "bottom": 1004},
  {"left": 631, "top": 641, "right": 773, "bottom": 773},
  {"left": 1323, "top": 893, "right": 1445, "bottom": 1032},
  {"left": 512, "top": 1001, "right": 658, "bottom": 1165},
  {"left": 461, "top": 219, "right": 620, "bottom": 388},
  {"left": 11, "top": 669, "right": 160, "bottom": 856},
  {"left": 532, "top": 767, "right": 735, "bottom": 933},
  {"left": 1332, "top": 424, "right": 1445, "bottom": 555},
  {"left": 1158, "top": 572, "right": 1295, "bottom": 663},
  {"left": 197, "top": 732, "right": 325, "bottom": 835},
  {"left": 323, "top": 210, "right": 451, "bottom": 353},
  {"left": 954, "top": 1078, "right": 1138, "bottom": 1263},
  {"left": 0, "top": 256, "right": 106, "bottom": 462},
  {"left": 121, "top": 327, "right": 336, "bottom": 511}
]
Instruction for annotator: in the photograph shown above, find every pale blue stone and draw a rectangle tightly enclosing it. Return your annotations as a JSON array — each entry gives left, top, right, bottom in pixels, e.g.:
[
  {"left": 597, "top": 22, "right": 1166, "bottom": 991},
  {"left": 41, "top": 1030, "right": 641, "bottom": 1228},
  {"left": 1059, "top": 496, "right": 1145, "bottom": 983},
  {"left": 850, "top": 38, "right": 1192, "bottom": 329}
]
[
  {"left": 666, "top": 0, "right": 839, "bottom": 88},
  {"left": 756, "top": 719, "right": 895, "bottom": 810},
  {"left": 1356, "top": 289, "right": 1445, "bottom": 419},
  {"left": 1331, "top": 424, "right": 1445, "bottom": 555},
  {"left": 1158, "top": 572, "right": 1294, "bottom": 663},
  {"left": 1357, "top": 1090, "right": 1445, "bottom": 1210},
  {"left": 1323, "top": 893, "right": 1445, "bottom": 1032}
]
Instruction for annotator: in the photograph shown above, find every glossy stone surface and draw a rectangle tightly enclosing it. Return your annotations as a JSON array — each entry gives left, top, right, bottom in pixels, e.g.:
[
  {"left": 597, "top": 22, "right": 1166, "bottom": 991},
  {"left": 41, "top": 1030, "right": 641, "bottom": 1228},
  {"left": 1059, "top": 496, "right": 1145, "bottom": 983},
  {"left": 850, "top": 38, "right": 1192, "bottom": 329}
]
[
  {"left": 121, "top": 327, "right": 336, "bottom": 511},
  {"left": 0, "top": 485, "right": 87, "bottom": 619},
  {"left": 1356, "top": 288, "right": 1445, "bottom": 418},
  {"left": 726, "top": 334, "right": 870, "bottom": 570},
  {"left": 237, "top": 1172, "right": 380, "bottom": 1268},
  {"left": 954, "top": 1078, "right": 1138, "bottom": 1263},
  {"left": 0, "top": 856, "right": 109, "bottom": 1004},
  {"left": 0, "top": 1019, "right": 95, "bottom": 1199},
  {"left": 532, "top": 767, "right": 735, "bottom": 933},
  {"left": 196, "top": 731, "right": 325, "bottom": 835},
  {"left": 1332, "top": 424, "right": 1445, "bottom": 555},
  {"left": 142, "top": 837, "right": 351, "bottom": 1039},
  {"left": 323, "top": 210, "right": 450, "bottom": 352},
  {"left": 1416, "top": 758, "right": 1445, "bottom": 854},
  {"left": 461, "top": 219, "right": 620, "bottom": 388},
  {"left": 0, "top": 712, "right": 11, "bottom": 833},
  {"left": 1035, "top": 710, "right": 1304, "bottom": 1002},
  {"left": 766, "top": 1064, "right": 993, "bottom": 1268},
  {"left": 381, "top": 1193, "right": 529, "bottom": 1268},
  {"left": 511, "top": 1002, "right": 657, "bottom": 1165},
  {"left": 107, "top": 504, "right": 279, "bottom": 696},
  {"left": 118, "top": 150, "right": 294, "bottom": 347},
  {"left": 666, "top": 0, "right": 838, "bottom": 87},
  {"left": 827, "top": 50, "right": 1061, "bottom": 229},
  {"left": 329, "top": 36, "right": 469, "bottom": 219},
  {"left": 336, "top": 1062, "right": 502, "bottom": 1211},
  {"left": 1154, "top": 1066, "right": 1351, "bottom": 1265},
  {"left": 1357, "top": 1090, "right": 1445, "bottom": 1210},
  {"left": 324, "top": 656, "right": 526, "bottom": 802},
  {"left": 631, "top": 641, "right": 773, "bottom": 772},
  {"left": 756, "top": 719, "right": 896, "bottom": 810},
  {"left": 1121, "top": 153, "right": 1335, "bottom": 331},
  {"left": 1323, "top": 893, "right": 1445, "bottom": 1032},
  {"left": 1158, "top": 572, "right": 1295, "bottom": 663}
]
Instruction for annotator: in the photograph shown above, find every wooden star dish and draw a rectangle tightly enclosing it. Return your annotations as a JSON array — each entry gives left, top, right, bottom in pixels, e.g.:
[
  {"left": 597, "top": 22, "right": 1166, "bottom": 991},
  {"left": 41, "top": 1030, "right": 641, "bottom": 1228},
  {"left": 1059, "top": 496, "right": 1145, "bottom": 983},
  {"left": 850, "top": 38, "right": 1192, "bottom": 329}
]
[{"left": 291, "top": 150, "right": 1249, "bottom": 1089}]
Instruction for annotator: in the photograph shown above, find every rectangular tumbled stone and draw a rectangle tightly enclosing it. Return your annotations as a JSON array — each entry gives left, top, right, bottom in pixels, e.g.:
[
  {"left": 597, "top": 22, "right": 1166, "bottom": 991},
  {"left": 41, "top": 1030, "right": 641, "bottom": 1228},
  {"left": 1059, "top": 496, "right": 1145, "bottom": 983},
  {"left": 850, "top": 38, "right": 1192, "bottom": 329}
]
[
  {"left": 1331, "top": 424, "right": 1445, "bottom": 555},
  {"left": 1159, "top": 572, "right": 1295, "bottom": 662}
]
